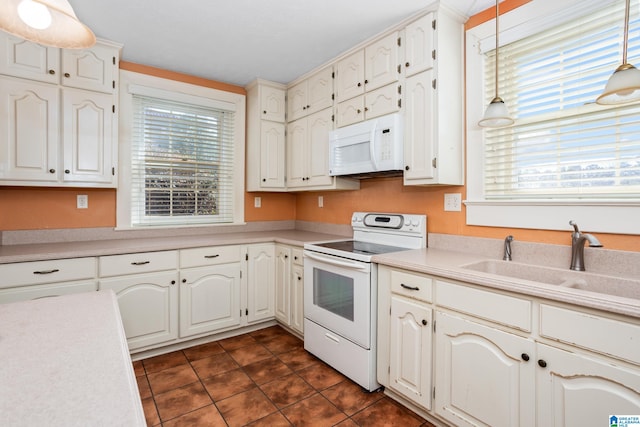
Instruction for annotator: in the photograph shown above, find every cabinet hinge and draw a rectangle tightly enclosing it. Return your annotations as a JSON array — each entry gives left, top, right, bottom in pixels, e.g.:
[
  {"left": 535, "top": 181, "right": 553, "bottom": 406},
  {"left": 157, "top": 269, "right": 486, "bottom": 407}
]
[
  {"left": 112, "top": 80, "right": 115, "bottom": 89},
  {"left": 433, "top": 320, "right": 436, "bottom": 332},
  {"left": 397, "top": 85, "right": 402, "bottom": 95},
  {"left": 397, "top": 64, "right": 401, "bottom": 74},
  {"left": 332, "top": 71, "right": 335, "bottom": 79},
  {"left": 432, "top": 19, "right": 436, "bottom": 30},
  {"left": 331, "top": 114, "right": 335, "bottom": 122},
  {"left": 240, "top": 309, "right": 243, "bottom": 317},
  {"left": 432, "top": 157, "right": 437, "bottom": 168},
  {"left": 245, "top": 308, "right": 249, "bottom": 316},
  {"left": 112, "top": 167, "right": 115, "bottom": 176},
  {"left": 245, "top": 253, "right": 249, "bottom": 261},
  {"left": 432, "top": 79, "right": 437, "bottom": 90},
  {"left": 332, "top": 93, "right": 335, "bottom": 101},
  {"left": 397, "top": 37, "right": 401, "bottom": 47},
  {"left": 388, "top": 366, "right": 390, "bottom": 374},
  {"left": 240, "top": 270, "right": 242, "bottom": 279},
  {"left": 113, "top": 56, "right": 116, "bottom": 65},
  {"left": 432, "top": 49, "right": 436, "bottom": 60},
  {"left": 389, "top": 307, "right": 391, "bottom": 315},
  {"left": 398, "top": 99, "right": 402, "bottom": 109},
  {"left": 433, "top": 387, "right": 436, "bottom": 399},
  {"left": 112, "top": 105, "right": 116, "bottom": 113}
]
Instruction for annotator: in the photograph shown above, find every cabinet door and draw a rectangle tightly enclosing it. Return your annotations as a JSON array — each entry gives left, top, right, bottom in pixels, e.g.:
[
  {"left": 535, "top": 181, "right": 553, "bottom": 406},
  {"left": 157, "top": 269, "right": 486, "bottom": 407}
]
[
  {"left": 286, "top": 119, "right": 307, "bottom": 188},
  {"left": 0, "top": 34, "right": 59, "bottom": 83},
  {"left": 287, "top": 80, "right": 308, "bottom": 122},
  {"left": 403, "top": 70, "right": 435, "bottom": 184},
  {"left": 365, "top": 83, "right": 400, "bottom": 120},
  {"left": 404, "top": 13, "right": 434, "bottom": 77},
  {"left": 246, "top": 244, "right": 275, "bottom": 323},
  {"left": 290, "top": 264, "right": 304, "bottom": 335},
  {"left": 307, "top": 66, "right": 333, "bottom": 114},
  {"left": 335, "top": 96, "right": 364, "bottom": 128},
  {"left": 61, "top": 43, "right": 117, "bottom": 93},
  {"left": 306, "top": 108, "right": 333, "bottom": 187},
  {"left": 62, "top": 89, "right": 115, "bottom": 185},
  {"left": 435, "top": 311, "right": 536, "bottom": 427},
  {"left": 99, "top": 271, "right": 179, "bottom": 351},
  {"left": 336, "top": 50, "right": 364, "bottom": 103},
  {"left": 259, "top": 121, "right": 286, "bottom": 188},
  {"left": 0, "top": 76, "right": 59, "bottom": 182},
  {"left": 537, "top": 343, "right": 640, "bottom": 427},
  {"left": 275, "top": 245, "right": 291, "bottom": 325},
  {"left": 260, "top": 84, "right": 285, "bottom": 122},
  {"left": 389, "top": 295, "right": 432, "bottom": 410},
  {"left": 180, "top": 264, "right": 241, "bottom": 337},
  {"left": 365, "top": 32, "right": 399, "bottom": 91}
]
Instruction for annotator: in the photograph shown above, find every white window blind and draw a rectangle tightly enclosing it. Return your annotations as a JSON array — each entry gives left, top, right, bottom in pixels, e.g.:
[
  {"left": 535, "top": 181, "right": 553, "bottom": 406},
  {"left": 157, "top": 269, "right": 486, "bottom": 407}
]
[
  {"left": 483, "top": 1, "right": 640, "bottom": 199},
  {"left": 131, "top": 94, "right": 235, "bottom": 227}
]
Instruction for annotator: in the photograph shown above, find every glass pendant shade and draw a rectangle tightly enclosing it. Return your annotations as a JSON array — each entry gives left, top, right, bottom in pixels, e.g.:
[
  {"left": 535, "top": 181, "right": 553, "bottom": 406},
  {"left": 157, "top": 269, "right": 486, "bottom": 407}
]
[
  {"left": 596, "top": 63, "right": 640, "bottom": 105},
  {"left": 479, "top": 96, "right": 514, "bottom": 127},
  {"left": 0, "top": 0, "right": 95, "bottom": 49}
]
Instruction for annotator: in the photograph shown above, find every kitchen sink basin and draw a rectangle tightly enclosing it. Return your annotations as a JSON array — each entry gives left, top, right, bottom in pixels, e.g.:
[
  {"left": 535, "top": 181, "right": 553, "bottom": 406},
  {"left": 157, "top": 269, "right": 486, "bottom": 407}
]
[{"left": 461, "top": 260, "right": 640, "bottom": 300}]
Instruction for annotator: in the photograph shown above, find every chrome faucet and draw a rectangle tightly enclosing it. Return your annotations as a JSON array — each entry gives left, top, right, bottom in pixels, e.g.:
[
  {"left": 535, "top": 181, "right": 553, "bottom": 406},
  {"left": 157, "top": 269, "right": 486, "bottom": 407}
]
[
  {"left": 503, "top": 235, "right": 513, "bottom": 261},
  {"left": 569, "top": 220, "right": 603, "bottom": 271}
]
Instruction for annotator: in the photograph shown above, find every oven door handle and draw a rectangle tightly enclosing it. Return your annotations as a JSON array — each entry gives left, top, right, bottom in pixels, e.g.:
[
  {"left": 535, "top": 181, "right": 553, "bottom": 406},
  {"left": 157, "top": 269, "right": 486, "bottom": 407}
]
[{"left": 304, "top": 251, "right": 370, "bottom": 272}]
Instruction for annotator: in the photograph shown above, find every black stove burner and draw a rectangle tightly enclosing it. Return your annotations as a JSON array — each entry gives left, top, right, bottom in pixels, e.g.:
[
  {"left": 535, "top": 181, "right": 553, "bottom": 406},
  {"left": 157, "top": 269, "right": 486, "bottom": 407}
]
[{"left": 314, "top": 240, "right": 409, "bottom": 256}]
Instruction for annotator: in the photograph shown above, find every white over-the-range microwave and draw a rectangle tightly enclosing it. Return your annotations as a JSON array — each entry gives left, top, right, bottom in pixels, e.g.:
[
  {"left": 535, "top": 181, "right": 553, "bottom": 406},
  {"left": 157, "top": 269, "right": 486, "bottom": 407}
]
[{"left": 328, "top": 113, "right": 403, "bottom": 178}]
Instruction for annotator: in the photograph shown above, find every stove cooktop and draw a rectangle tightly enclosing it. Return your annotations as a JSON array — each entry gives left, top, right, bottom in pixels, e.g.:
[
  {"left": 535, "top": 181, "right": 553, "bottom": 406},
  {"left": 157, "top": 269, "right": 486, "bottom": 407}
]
[{"left": 311, "top": 240, "right": 410, "bottom": 256}]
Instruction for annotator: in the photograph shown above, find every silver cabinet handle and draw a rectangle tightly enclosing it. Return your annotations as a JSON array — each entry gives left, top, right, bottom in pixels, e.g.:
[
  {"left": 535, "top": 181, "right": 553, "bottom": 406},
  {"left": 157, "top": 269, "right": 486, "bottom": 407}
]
[
  {"left": 33, "top": 269, "right": 60, "bottom": 275},
  {"left": 131, "top": 261, "right": 150, "bottom": 266},
  {"left": 204, "top": 254, "right": 220, "bottom": 259}
]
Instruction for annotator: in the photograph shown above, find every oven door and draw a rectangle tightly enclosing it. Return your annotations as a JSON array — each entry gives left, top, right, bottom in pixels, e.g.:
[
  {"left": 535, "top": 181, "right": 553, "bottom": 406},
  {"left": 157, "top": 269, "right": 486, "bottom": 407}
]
[{"left": 303, "top": 250, "right": 372, "bottom": 348}]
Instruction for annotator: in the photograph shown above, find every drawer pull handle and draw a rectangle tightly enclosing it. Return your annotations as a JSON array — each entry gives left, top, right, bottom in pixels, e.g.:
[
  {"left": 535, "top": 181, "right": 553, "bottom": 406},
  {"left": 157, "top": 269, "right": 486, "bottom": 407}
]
[
  {"left": 131, "top": 261, "right": 150, "bottom": 266},
  {"left": 33, "top": 269, "right": 60, "bottom": 275},
  {"left": 400, "top": 283, "right": 420, "bottom": 291},
  {"left": 204, "top": 254, "right": 220, "bottom": 259}
]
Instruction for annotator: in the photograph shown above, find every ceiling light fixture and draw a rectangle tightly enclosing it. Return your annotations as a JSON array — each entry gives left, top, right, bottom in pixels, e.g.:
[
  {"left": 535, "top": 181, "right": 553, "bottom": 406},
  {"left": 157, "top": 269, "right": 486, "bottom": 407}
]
[
  {"left": 479, "top": 0, "right": 514, "bottom": 128},
  {"left": 596, "top": 0, "right": 640, "bottom": 105},
  {"left": 0, "top": 0, "right": 95, "bottom": 49}
]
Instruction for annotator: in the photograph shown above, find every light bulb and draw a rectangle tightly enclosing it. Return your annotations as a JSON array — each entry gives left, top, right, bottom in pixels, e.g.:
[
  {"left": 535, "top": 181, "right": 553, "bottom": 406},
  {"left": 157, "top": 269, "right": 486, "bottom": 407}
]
[{"left": 17, "top": 0, "right": 52, "bottom": 30}]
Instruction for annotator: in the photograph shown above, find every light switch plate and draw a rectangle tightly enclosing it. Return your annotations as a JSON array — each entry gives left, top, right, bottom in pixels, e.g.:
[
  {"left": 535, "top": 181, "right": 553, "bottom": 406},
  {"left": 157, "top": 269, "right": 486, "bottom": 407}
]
[
  {"left": 444, "top": 193, "right": 461, "bottom": 211},
  {"left": 77, "top": 194, "right": 88, "bottom": 209},
  {"left": 254, "top": 197, "right": 261, "bottom": 208},
  {"left": 318, "top": 196, "right": 324, "bottom": 208}
]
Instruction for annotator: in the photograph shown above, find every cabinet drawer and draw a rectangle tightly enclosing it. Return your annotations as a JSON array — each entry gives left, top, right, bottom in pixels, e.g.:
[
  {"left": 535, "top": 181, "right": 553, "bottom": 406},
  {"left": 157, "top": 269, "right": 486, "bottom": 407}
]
[
  {"left": 291, "top": 248, "right": 304, "bottom": 266},
  {"left": 540, "top": 304, "right": 640, "bottom": 365},
  {"left": 0, "top": 281, "right": 97, "bottom": 304},
  {"left": 180, "top": 246, "right": 241, "bottom": 268},
  {"left": 391, "top": 269, "right": 432, "bottom": 303},
  {"left": 435, "top": 280, "right": 531, "bottom": 332},
  {"left": 0, "top": 258, "right": 96, "bottom": 289},
  {"left": 99, "top": 251, "right": 177, "bottom": 277}
]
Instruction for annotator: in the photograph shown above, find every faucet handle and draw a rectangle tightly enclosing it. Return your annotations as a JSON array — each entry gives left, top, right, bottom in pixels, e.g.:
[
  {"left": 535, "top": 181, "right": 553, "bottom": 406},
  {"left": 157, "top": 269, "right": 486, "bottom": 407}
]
[{"left": 569, "top": 220, "right": 580, "bottom": 233}]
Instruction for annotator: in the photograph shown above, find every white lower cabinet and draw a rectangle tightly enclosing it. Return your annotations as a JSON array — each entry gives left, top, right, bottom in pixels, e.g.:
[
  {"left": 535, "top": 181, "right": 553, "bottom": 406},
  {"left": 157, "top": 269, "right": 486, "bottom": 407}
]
[
  {"left": 99, "top": 271, "right": 179, "bottom": 351},
  {"left": 274, "top": 245, "right": 304, "bottom": 335},
  {"left": 290, "top": 257, "right": 304, "bottom": 335},
  {"left": 179, "top": 264, "right": 241, "bottom": 338},
  {"left": 246, "top": 243, "right": 275, "bottom": 323},
  {"left": 390, "top": 295, "right": 432, "bottom": 410},
  {"left": 434, "top": 311, "right": 536, "bottom": 427}
]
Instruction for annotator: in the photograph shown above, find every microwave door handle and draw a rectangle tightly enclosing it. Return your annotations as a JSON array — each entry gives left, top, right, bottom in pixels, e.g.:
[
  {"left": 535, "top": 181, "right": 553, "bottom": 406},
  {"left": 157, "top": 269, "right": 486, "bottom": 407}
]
[
  {"left": 304, "top": 251, "right": 370, "bottom": 272},
  {"left": 369, "top": 120, "right": 378, "bottom": 170}
]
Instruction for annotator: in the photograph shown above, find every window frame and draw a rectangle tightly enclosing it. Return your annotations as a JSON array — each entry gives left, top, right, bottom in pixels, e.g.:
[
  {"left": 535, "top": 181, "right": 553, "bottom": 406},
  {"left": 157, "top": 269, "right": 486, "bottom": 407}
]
[
  {"left": 465, "top": 0, "right": 640, "bottom": 235},
  {"left": 117, "top": 70, "right": 246, "bottom": 230}
]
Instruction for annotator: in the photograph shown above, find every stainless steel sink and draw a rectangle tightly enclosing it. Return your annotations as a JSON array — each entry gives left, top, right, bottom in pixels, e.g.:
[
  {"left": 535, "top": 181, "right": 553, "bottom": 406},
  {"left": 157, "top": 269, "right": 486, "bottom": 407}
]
[{"left": 461, "top": 260, "right": 640, "bottom": 300}]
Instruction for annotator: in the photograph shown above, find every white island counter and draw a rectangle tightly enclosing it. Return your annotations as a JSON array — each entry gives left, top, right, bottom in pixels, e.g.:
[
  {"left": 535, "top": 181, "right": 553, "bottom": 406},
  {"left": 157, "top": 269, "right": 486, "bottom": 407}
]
[{"left": 0, "top": 290, "right": 145, "bottom": 427}]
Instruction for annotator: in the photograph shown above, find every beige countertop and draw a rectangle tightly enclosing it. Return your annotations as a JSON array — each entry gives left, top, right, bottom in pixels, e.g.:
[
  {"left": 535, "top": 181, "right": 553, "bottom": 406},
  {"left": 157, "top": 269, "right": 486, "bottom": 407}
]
[
  {"left": 373, "top": 248, "right": 640, "bottom": 320},
  {"left": 0, "top": 229, "right": 344, "bottom": 264},
  {"left": 0, "top": 290, "right": 146, "bottom": 426}
]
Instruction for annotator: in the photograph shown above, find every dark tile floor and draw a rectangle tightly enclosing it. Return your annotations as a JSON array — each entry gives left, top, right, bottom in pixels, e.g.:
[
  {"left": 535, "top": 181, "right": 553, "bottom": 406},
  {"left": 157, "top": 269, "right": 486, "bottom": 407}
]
[{"left": 134, "top": 325, "right": 435, "bottom": 426}]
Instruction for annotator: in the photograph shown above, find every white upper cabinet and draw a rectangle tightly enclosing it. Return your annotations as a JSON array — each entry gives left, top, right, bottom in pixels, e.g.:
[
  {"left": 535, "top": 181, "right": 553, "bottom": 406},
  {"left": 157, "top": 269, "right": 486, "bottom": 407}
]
[
  {"left": 287, "top": 66, "right": 333, "bottom": 122},
  {"left": 404, "top": 13, "right": 435, "bottom": 77},
  {"left": 335, "top": 50, "right": 365, "bottom": 103},
  {"left": 0, "top": 34, "right": 59, "bottom": 84},
  {"left": 61, "top": 42, "right": 119, "bottom": 94},
  {"left": 364, "top": 32, "right": 400, "bottom": 91},
  {"left": 260, "top": 83, "right": 286, "bottom": 122}
]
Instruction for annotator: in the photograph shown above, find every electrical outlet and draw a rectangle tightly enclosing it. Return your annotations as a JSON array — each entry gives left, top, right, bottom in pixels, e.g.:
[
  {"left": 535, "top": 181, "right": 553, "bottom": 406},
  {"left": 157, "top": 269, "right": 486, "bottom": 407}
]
[
  {"left": 254, "top": 197, "right": 261, "bottom": 208},
  {"left": 444, "top": 193, "right": 462, "bottom": 212},
  {"left": 77, "top": 194, "right": 88, "bottom": 209},
  {"left": 318, "top": 196, "right": 324, "bottom": 208}
]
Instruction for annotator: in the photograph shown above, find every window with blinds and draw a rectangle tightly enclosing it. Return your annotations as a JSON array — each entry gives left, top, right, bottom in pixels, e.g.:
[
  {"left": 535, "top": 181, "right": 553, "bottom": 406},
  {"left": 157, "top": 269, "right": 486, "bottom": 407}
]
[
  {"left": 483, "top": 1, "right": 640, "bottom": 200},
  {"left": 131, "top": 95, "right": 235, "bottom": 227}
]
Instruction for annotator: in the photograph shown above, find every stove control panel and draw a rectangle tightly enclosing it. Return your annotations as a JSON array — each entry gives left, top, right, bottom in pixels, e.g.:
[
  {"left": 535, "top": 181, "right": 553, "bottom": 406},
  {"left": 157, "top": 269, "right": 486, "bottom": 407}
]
[{"left": 352, "top": 212, "right": 426, "bottom": 234}]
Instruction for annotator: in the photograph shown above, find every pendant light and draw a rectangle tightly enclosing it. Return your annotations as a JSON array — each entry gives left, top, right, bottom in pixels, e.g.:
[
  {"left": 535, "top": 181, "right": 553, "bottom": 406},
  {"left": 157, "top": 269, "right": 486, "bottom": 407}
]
[
  {"left": 596, "top": 0, "right": 640, "bottom": 104},
  {"left": 0, "top": 0, "right": 95, "bottom": 49},
  {"left": 479, "top": 0, "right": 514, "bottom": 128}
]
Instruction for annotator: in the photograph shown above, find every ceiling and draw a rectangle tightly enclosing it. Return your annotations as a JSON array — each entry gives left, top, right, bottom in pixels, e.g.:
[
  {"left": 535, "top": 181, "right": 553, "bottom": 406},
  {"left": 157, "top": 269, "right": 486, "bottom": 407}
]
[{"left": 70, "top": 0, "right": 495, "bottom": 88}]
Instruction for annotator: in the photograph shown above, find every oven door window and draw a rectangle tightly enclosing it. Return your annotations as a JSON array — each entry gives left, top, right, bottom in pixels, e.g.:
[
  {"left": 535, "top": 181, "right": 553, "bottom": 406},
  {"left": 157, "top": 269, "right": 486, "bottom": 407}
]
[{"left": 313, "top": 269, "right": 354, "bottom": 321}]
